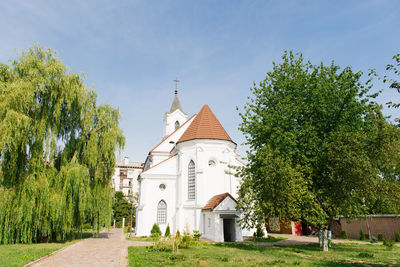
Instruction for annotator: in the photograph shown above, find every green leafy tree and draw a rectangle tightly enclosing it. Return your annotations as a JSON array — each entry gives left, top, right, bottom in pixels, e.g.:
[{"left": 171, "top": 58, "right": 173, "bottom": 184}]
[
  {"left": 237, "top": 51, "right": 400, "bottom": 251},
  {"left": 384, "top": 53, "right": 400, "bottom": 108},
  {"left": 112, "top": 191, "right": 133, "bottom": 225},
  {"left": 0, "top": 45, "right": 125, "bottom": 244}
]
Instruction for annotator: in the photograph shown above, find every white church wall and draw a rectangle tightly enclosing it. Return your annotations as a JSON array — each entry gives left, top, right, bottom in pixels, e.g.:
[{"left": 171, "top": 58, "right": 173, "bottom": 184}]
[
  {"left": 202, "top": 212, "right": 214, "bottom": 240},
  {"left": 172, "top": 139, "right": 245, "bottom": 241},
  {"left": 136, "top": 176, "right": 177, "bottom": 236},
  {"left": 177, "top": 139, "right": 241, "bottom": 206}
]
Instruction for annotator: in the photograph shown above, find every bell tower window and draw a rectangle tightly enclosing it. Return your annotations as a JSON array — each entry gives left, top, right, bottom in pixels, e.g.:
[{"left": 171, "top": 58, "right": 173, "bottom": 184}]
[{"left": 175, "top": 120, "right": 180, "bottom": 130}]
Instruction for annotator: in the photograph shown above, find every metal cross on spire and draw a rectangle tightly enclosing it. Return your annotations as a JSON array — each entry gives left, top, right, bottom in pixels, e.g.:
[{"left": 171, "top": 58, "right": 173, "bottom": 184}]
[{"left": 173, "top": 78, "right": 180, "bottom": 94}]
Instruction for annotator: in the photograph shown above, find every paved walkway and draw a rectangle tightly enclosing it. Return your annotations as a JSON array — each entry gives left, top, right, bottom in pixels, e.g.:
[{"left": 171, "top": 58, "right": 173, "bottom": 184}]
[{"left": 30, "top": 228, "right": 151, "bottom": 267}]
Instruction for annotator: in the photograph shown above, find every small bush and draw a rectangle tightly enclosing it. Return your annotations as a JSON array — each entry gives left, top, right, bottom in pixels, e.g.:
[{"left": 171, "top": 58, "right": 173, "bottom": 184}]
[
  {"left": 124, "top": 226, "right": 131, "bottom": 233},
  {"left": 377, "top": 233, "right": 384, "bottom": 241},
  {"left": 82, "top": 223, "right": 92, "bottom": 230},
  {"left": 254, "top": 224, "right": 265, "bottom": 239},
  {"left": 370, "top": 236, "right": 378, "bottom": 243},
  {"left": 168, "top": 254, "right": 185, "bottom": 261},
  {"left": 179, "top": 231, "right": 193, "bottom": 248},
  {"left": 359, "top": 229, "right": 366, "bottom": 241},
  {"left": 116, "top": 221, "right": 122, "bottom": 228},
  {"left": 176, "top": 229, "right": 181, "bottom": 239},
  {"left": 341, "top": 230, "right": 347, "bottom": 239},
  {"left": 358, "top": 252, "right": 374, "bottom": 258},
  {"left": 383, "top": 239, "right": 394, "bottom": 250},
  {"left": 395, "top": 232, "right": 400, "bottom": 242},
  {"left": 165, "top": 224, "right": 171, "bottom": 237},
  {"left": 151, "top": 223, "right": 162, "bottom": 237},
  {"left": 152, "top": 238, "right": 177, "bottom": 252},
  {"left": 192, "top": 230, "right": 201, "bottom": 241}
]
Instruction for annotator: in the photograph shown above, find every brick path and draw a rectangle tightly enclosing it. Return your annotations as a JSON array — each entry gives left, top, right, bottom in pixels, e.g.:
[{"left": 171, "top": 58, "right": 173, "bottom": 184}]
[{"left": 30, "top": 228, "right": 151, "bottom": 267}]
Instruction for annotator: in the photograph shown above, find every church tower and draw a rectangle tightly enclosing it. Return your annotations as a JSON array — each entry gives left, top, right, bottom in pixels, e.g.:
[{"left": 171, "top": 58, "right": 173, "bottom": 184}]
[{"left": 164, "top": 85, "right": 188, "bottom": 138}]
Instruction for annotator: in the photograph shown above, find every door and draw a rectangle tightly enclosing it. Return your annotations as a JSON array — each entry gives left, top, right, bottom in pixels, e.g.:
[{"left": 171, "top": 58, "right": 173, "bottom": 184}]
[{"left": 223, "top": 219, "right": 235, "bottom": 242}]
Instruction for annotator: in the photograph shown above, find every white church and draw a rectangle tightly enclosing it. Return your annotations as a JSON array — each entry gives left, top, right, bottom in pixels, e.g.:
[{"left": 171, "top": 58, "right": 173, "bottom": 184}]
[{"left": 135, "top": 90, "right": 252, "bottom": 242}]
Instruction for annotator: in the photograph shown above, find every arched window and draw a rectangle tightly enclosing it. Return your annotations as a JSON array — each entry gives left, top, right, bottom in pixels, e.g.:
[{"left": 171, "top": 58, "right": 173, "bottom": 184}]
[
  {"left": 188, "top": 160, "right": 196, "bottom": 200},
  {"left": 175, "top": 120, "right": 180, "bottom": 130},
  {"left": 157, "top": 200, "right": 167, "bottom": 224}
]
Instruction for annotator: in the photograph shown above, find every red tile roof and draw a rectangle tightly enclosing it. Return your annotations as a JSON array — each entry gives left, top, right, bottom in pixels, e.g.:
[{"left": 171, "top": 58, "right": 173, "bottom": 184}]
[
  {"left": 177, "top": 105, "right": 232, "bottom": 143},
  {"left": 202, "top": 192, "right": 237, "bottom": 211}
]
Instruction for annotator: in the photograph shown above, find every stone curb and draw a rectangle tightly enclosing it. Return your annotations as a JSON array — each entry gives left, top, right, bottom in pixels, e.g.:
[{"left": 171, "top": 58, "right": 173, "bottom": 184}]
[{"left": 23, "top": 239, "right": 84, "bottom": 267}]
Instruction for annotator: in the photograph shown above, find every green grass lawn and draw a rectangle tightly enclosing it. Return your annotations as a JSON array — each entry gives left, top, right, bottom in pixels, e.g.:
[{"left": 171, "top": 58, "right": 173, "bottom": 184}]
[
  {"left": 0, "top": 241, "right": 74, "bottom": 267},
  {"left": 0, "top": 232, "right": 92, "bottom": 267},
  {"left": 126, "top": 236, "right": 160, "bottom": 242},
  {"left": 128, "top": 242, "right": 400, "bottom": 266}
]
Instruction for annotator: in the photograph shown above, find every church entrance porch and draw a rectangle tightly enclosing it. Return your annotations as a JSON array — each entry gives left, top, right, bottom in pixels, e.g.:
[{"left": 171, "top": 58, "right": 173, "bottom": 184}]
[{"left": 201, "top": 193, "right": 244, "bottom": 242}]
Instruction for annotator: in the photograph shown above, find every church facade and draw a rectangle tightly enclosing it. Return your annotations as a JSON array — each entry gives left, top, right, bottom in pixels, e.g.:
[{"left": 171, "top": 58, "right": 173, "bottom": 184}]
[{"left": 135, "top": 91, "right": 250, "bottom": 242}]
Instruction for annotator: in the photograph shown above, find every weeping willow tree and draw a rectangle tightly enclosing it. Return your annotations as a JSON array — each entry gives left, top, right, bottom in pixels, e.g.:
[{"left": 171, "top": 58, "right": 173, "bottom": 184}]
[{"left": 0, "top": 45, "right": 125, "bottom": 244}]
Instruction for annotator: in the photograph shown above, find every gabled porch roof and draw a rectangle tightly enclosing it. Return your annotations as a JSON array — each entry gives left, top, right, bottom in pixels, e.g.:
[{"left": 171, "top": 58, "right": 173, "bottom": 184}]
[{"left": 202, "top": 192, "right": 238, "bottom": 211}]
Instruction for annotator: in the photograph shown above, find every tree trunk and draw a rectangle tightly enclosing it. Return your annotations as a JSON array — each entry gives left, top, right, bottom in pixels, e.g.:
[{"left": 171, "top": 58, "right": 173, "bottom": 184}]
[
  {"left": 322, "top": 229, "right": 329, "bottom": 252},
  {"left": 366, "top": 216, "right": 371, "bottom": 241}
]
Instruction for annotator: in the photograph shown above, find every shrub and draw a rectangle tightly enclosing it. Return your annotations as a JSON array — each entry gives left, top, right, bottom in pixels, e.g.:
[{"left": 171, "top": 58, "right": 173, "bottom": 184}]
[
  {"left": 192, "top": 230, "right": 201, "bottom": 241},
  {"left": 341, "top": 230, "right": 347, "bottom": 239},
  {"left": 359, "top": 229, "right": 365, "bottom": 241},
  {"left": 151, "top": 223, "right": 162, "bottom": 237},
  {"left": 168, "top": 254, "right": 185, "bottom": 261},
  {"left": 152, "top": 233, "right": 161, "bottom": 239},
  {"left": 179, "top": 231, "right": 192, "bottom": 248},
  {"left": 395, "top": 232, "right": 400, "bottom": 242},
  {"left": 82, "top": 223, "right": 92, "bottom": 230},
  {"left": 254, "top": 224, "right": 265, "bottom": 239},
  {"left": 152, "top": 238, "right": 177, "bottom": 252},
  {"left": 124, "top": 226, "right": 131, "bottom": 233},
  {"left": 176, "top": 230, "right": 181, "bottom": 239},
  {"left": 378, "top": 233, "right": 384, "bottom": 241},
  {"left": 165, "top": 224, "right": 171, "bottom": 237},
  {"left": 383, "top": 239, "right": 394, "bottom": 250},
  {"left": 116, "top": 221, "right": 122, "bottom": 228},
  {"left": 370, "top": 236, "right": 378, "bottom": 243}
]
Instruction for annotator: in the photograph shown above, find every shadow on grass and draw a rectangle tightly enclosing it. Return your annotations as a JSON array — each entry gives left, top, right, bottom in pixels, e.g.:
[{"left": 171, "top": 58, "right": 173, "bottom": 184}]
[
  {"left": 315, "top": 261, "right": 390, "bottom": 267},
  {"left": 214, "top": 242, "right": 270, "bottom": 251},
  {"left": 43, "top": 231, "right": 97, "bottom": 244}
]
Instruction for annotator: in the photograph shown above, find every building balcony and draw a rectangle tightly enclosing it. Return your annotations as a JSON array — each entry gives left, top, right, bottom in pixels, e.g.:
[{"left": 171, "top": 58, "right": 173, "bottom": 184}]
[{"left": 119, "top": 184, "right": 132, "bottom": 189}]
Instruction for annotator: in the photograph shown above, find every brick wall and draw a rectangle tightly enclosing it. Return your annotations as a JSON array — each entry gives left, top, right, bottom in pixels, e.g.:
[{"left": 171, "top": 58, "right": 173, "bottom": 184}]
[{"left": 340, "top": 216, "right": 400, "bottom": 240}]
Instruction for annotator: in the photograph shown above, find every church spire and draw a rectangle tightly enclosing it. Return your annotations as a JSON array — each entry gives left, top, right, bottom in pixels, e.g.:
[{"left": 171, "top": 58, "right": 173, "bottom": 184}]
[{"left": 169, "top": 78, "right": 184, "bottom": 113}]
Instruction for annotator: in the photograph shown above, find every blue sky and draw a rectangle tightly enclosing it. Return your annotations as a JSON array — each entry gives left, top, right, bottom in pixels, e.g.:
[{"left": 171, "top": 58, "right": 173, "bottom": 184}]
[{"left": 1, "top": 0, "right": 399, "bottom": 162}]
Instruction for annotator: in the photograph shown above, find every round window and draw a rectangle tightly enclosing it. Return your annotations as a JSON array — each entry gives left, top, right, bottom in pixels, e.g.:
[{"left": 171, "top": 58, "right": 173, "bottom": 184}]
[
  {"left": 159, "top": 184, "right": 166, "bottom": 190},
  {"left": 208, "top": 160, "right": 216, "bottom": 167}
]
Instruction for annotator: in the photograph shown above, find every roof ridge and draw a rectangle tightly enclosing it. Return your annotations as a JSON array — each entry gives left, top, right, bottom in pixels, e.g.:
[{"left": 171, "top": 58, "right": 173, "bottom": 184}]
[
  {"left": 140, "top": 154, "right": 177, "bottom": 175},
  {"left": 149, "top": 114, "right": 196, "bottom": 153}
]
